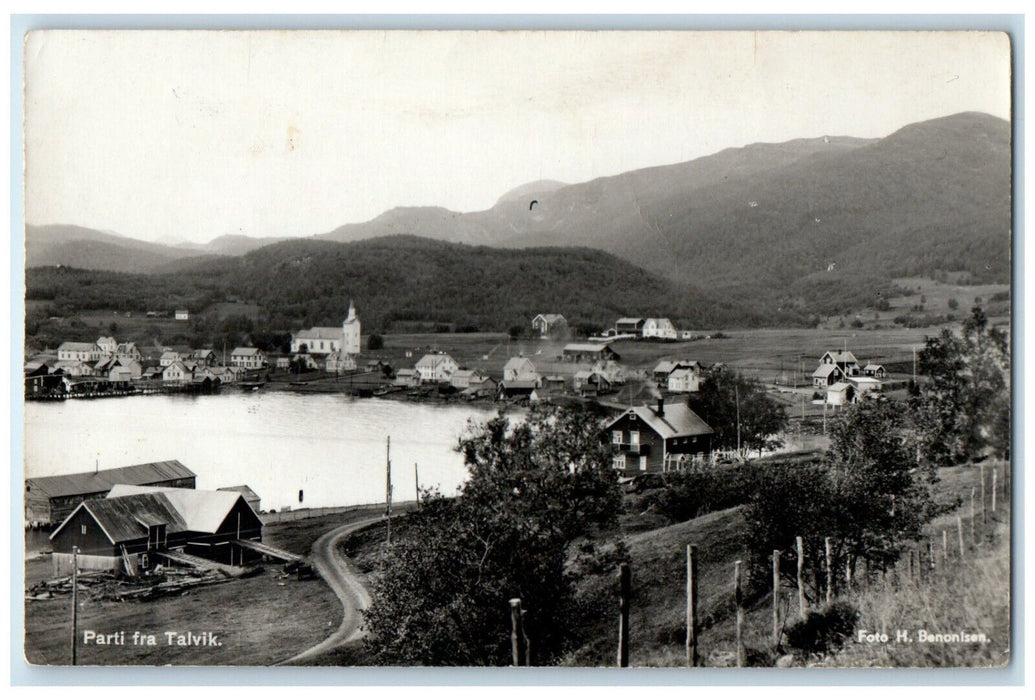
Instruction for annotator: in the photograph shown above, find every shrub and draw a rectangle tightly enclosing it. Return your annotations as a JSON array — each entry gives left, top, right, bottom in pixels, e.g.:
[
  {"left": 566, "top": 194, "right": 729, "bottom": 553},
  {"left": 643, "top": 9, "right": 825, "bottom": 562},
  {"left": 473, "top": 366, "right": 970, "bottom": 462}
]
[{"left": 785, "top": 601, "right": 859, "bottom": 660}]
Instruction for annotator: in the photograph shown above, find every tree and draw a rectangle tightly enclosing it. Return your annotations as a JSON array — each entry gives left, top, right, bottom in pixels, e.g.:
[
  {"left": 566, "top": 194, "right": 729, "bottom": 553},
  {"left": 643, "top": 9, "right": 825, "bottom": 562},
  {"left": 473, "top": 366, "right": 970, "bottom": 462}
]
[
  {"left": 688, "top": 367, "right": 787, "bottom": 456},
  {"left": 912, "top": 306, "right": 1010, "bottom": 465},
  {"left": 744, "top": 399, "right": 937, "bottom": 596},
  {"left": 362, "top": 404, "right": 623, "bottom": 666},
  {"left": 367, "top": 333, "right": 384, "bottom": 351}
]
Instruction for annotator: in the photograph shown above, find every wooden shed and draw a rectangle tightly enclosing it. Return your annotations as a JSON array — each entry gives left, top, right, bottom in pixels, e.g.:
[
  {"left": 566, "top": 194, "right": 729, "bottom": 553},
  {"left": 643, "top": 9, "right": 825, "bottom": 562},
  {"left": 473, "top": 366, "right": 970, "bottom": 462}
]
[{"left": 25, "top": 460, "right": 197, "bottom": 527}]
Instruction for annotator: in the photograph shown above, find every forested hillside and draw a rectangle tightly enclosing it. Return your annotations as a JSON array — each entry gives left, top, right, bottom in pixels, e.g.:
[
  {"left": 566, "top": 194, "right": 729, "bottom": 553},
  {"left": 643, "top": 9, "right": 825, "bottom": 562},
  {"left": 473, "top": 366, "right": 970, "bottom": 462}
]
[{"left": 26, "top": 236, "right": 774, "bottom": 336}]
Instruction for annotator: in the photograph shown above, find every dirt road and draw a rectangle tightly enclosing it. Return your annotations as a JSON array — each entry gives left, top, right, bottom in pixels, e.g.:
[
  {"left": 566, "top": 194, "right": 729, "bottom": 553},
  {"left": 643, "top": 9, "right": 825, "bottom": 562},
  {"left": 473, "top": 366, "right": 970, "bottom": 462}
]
[{"left": 277, "top": 515, "right": 382, "bottom": 665}]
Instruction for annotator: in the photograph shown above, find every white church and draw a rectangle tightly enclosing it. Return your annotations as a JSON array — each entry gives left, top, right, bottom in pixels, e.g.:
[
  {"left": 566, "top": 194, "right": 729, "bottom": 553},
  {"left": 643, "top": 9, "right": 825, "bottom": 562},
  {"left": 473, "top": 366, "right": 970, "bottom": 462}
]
[{"left": 290, "top": 301, "right": 362, "bottom": 372}]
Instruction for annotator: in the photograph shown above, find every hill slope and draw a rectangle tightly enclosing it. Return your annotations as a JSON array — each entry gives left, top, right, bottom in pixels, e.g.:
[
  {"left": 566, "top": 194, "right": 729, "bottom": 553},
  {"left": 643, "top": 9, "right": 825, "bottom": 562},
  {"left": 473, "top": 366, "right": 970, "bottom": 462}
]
[{"left": 27, "top": 236, "right": 767, "bottom": 333}]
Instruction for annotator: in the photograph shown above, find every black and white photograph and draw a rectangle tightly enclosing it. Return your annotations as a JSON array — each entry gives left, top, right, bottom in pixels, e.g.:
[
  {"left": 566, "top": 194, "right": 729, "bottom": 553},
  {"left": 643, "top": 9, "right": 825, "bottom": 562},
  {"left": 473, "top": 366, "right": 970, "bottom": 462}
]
[{"left": 18, "top": 28, "right": 1013, "bottom": 670}]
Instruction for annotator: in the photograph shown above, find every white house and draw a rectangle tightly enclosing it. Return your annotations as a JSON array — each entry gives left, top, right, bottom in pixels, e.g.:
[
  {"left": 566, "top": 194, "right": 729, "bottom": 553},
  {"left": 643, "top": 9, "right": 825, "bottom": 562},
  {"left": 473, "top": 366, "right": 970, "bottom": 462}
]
[
  {"left": 159, "top": 350, "right": 181, "bottom": 368},
  {"left": 95, "top": 336, "right": 118, "bottom": 355},
  {"left": 415, "top": 353, "right": 458, "bottom": 383},
  {"left": 57, "top": 342, "right": 101, "bottom": 363},
  {"left": 162, "top": 361, "right": 195, "bottom": 384},
  {"left": 326, "top": 351, "right": 357, "bottom": 373},
  {"left": 642, "top": 318, "right": 678, "bottom": 340},
  {"left": 667, "top": 367, "right": 702, "bottom": 393},
  {"left": 175, "top": 310, "right": 190, "bottom": 321},
  {"left": 502, "top": 357, "right": 541, "bottom": 385},
  {"left": 818, "top": 350, "right": 861, "bottom": 377},
  {"left": 531, "top": 314, "right": 568, "bottom": 338},
  {"left": 451, "top": 369, "right": 492, "bottom": 390},
  {"left": 826, "top": 382, "right": 857, "bottom": 406},
  {"left": 393, "top": 369, "right": 420, "bottom": 388},
  {"left": 231, "top": 347, "right": 267, "bottom": 370},
  {"left": 115, "top": 342, "right": 143, "bottom": 362}
]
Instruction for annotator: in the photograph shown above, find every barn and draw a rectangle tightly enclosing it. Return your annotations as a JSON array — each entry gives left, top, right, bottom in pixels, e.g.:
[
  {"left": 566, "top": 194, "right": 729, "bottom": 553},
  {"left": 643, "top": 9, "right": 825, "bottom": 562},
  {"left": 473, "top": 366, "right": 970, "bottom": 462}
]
[
  {"left": 562, "top": 343, "right": 621, "bottom": 363},
  {"left": 25, "top": 460, "right": 197, "bottom": 527},
  {"left": 49, "top": 485, "right": 263, "bottom": 576}
]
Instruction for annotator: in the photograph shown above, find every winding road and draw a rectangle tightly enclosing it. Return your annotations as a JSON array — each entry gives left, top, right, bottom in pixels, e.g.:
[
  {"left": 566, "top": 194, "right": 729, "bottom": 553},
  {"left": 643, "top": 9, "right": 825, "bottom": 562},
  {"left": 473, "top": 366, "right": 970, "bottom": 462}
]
[{"left": 277, "top": 515, "right": 382, "bottom": 665}]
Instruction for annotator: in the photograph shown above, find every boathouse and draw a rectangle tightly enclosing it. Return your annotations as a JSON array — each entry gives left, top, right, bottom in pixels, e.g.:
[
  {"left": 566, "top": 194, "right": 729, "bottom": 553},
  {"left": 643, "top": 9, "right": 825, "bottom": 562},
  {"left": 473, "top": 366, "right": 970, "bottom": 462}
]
[
  {"left": 25, "top": 460, "right": 196, "bottom": 526},
  {"left": 49, "top": 485, "right": 262, "bottom": 576}
]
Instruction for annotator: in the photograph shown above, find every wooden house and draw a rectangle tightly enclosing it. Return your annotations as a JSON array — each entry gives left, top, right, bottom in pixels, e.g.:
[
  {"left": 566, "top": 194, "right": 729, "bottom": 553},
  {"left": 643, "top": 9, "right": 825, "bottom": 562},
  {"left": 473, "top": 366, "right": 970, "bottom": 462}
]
[
  {"left": 291, "top": 327, "right": 342, "bottom": 355},
  {"left": 231, "top": 347, "right": 267, "bottom": 370},
  {"left": 502, "top": 357, "right": 541, "bottom": 385},
  {"left": 605, "top": 399, "right": 713, "bottom": 474},
  {"left": 667, "top": 367, "right": 702, "bottom": 393},
  {"left": 415, "top": 353, "right": 458, "bottom": 383},
  {"left": 57, "top": 342, "right": 101, "bottom": 363},
  {"left": 863, "top": 364, "right": 888, "bottom": 379},
  {"left": 614, "top": 318, "right": 645, "bottom": 336},
  {"left": 812, "top": 364, "right": 846, "bottom": 388},
  {"left": 562, "top": 343, "right": 621, "bottom": 363},
  {"left": 531, "top": 314, "right": 568, "bottom": 339},
  {"left": 573, "top": 370, "right": 613, "bottom": 396},
  {"left": 49, "top": 485, "right": 262, "bottom": 576},
  {"left": 24, "top": 460, "right": 196, "bottom": 527},
  {"left": 826, "top": 382, "right": 857, "bottom": 406},
  {"left": 642, "top": 318, "right": 678, "bottom": 340}
]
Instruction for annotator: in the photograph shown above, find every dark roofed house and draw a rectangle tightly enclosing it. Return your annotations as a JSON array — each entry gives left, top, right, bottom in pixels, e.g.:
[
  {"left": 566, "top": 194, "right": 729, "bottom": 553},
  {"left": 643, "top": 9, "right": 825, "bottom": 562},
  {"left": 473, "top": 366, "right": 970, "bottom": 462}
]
[
  {"left": 48, "top": 485, "right": 262, "bottom": 577},
  {"left": 24, "top": 460, "right": 196, "bottom": 526},
  {"left": 531, "top": 313, "right": 568, "bottom": 339},
  {"left": 562, "top": 343, "right": 621, "bottom": 363},
  {"left": 605, "top": 399, "right": 713, "bottom": 474}
]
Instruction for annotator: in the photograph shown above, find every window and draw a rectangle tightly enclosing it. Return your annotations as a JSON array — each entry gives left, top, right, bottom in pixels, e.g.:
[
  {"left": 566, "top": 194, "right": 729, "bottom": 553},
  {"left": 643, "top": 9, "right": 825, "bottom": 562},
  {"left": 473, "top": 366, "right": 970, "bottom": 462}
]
[
  {"left": 80, "top": 525, "right": 87, "bottom": 535},
  {"left": 612, "top": 455, "right": 626, "bottom": 470},
  {"left": 629, "top": 431, "right": 640, "bottom": 445},
  {"left": 639, "top": 456, "right": 648, "bottom": 471},
  {"left": 612, "top": 430, "right": 622, "bottom": 444}
]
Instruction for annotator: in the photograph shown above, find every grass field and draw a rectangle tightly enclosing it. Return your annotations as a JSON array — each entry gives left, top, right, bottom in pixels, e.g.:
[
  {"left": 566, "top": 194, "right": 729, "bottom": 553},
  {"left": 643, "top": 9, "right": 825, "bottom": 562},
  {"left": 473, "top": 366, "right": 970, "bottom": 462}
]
[{"left": 22, "top": 506, "right": 386, "bottom": 666}]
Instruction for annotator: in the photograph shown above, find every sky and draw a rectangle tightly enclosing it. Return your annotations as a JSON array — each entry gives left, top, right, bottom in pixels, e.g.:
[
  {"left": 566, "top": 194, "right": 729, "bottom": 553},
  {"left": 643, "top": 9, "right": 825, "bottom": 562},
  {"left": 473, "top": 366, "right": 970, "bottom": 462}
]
[{"left": 23, "top": 30, "right": 1012, "bottom": 244}]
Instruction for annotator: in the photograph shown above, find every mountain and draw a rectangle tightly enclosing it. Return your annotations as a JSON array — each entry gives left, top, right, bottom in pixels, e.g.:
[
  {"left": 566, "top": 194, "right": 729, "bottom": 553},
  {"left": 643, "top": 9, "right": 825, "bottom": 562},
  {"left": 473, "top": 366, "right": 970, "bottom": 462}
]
[
  {"left": 174, "top": 234, "right": 291, "bottom": 256},
  {"left": 27, "top": 236, "right": 770, "bottom": 335},
  {"left": 313, "top": 112, "right": 1010, "bottom": 313},
  {"left": 24, "top": 224, "right": 214, "bottom": 273}
]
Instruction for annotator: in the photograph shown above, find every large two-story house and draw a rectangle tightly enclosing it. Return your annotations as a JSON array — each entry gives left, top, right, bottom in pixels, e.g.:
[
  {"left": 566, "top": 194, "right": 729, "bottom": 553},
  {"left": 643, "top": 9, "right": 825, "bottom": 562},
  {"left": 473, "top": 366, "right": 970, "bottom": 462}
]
[{"left": 606, "top": 399, "right": 714, "bottom": 474}]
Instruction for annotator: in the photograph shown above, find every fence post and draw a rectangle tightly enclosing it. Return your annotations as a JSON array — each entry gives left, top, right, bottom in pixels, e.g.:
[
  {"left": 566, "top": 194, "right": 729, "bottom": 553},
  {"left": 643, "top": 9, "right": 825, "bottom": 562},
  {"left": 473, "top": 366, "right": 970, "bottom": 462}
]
[
  {"left": 70, "top": 546, "right": 79, "bottom": 666},
  {"left": 845, "top": 557, "right": 852, "bottom": 594},
  {"left": 980, "top": 463, "right": 987, "bottom": 525},
  {"left": 796, "top": 536, "right": 806, "bottom": 618},
  {"left": 509, "top": 598, "right": 522, "bottom": 667},
  {"left": 520, "top": 607, "right": 531, "bottom": 667},
  {"left": 992, "top": 468, "right": 997, "bottom": 513},
  {"left": 970, "top": 487, "right": 977, "bottom": 545},
  {"left": 735, "top": 560, "right": 746, "bottom": 667},
  {"left": 825, "top": 537, "right": 833, "bottom": 604},
  {"left": 957, "top": 516, "right": 965, "bottom": 558},
  {"left": 686, "top": 545, "right": 699, "bottom": 667},
  {"left": 928, "top": 538, "right": 935, "bottom": 572},
  {"left": 772, "top": 550, "right": 781, "bottom": 648},
  {"left": 617, "top": 562, "right": 630, "bottom": 668},
  {"left": 942, "top": 530, "right": 948, "bottom": 562}
]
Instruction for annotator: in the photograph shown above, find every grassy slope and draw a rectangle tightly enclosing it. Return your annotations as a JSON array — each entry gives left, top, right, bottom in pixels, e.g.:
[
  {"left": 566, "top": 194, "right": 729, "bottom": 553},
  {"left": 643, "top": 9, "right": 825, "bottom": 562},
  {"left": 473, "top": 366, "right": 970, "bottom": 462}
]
[
  {"left": 22, "top": 508, "right": 385, "bottom": 666},
  {"left": 566, "top": 462, "right": 1011, "bottom": 668}
]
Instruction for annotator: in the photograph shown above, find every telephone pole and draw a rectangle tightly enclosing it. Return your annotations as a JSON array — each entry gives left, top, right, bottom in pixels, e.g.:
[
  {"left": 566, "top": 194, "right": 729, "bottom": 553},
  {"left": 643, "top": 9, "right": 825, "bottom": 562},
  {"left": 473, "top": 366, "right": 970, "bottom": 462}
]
[{"left": 385, "top": 436, "right": 393, "bottom": 546}]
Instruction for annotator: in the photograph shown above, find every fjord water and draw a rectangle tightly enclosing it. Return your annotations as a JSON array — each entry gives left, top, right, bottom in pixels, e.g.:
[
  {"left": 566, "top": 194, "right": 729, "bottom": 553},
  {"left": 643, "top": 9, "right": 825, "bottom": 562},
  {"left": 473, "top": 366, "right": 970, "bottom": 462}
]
[{"left": 24, "top": 392, "right": 500, "bottom": 511}]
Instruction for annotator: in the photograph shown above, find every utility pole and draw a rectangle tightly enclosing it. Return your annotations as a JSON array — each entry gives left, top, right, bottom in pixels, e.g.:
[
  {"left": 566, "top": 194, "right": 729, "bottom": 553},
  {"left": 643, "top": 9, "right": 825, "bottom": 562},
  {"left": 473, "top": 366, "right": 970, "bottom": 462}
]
[
  {"left": 385, "top": 436, "right": 393, "bottom": 546},
  {"left": 414, "top": 462, "right": 420, "bottom": 508},
  {"left": 735, "top": 383, "right": 741, "bottom": 459},
  {"left": 70, "top": 546, "right": 79, "bottom": 665}
]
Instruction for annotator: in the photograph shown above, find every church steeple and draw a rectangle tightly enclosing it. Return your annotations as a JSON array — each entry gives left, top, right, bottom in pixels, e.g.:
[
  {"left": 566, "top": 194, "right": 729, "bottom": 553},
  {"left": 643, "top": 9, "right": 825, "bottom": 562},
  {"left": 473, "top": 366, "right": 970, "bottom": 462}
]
[{"left": 346, "top": 299, "right": 357, "bottom": 322}]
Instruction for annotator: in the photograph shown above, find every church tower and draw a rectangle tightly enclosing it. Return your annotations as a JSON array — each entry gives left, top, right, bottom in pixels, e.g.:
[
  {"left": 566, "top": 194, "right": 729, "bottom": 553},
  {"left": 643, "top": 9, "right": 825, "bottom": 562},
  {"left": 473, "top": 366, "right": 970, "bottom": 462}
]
[{"left": 342, "top": 300, "right": 361, "bottom": 355}]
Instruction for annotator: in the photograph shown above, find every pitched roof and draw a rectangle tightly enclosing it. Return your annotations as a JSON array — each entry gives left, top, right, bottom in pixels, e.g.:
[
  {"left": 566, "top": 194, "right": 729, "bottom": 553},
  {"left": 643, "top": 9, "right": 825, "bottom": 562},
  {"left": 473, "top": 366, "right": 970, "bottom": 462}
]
[
  {"left": 27, "top": 460, "right": 195, "bottom": 499},
  {"left": 654, "top": 360, "right": 677, "bottom": 374},
  {"left": 503, "top": 357, "right": 535, "bottom": 371},
  {"left": 615, "top": 317, "right": 644, "bottom": 325},
  {"left": 534, "top": 313, "right": 566, "bottom": 323},
  {"left": 668, "top": 368, "right": 697, "bottom": 380},
  {"left": 864, "top": 364, "right": 885, "bottom": 371},
  {"left": 217, "top": 485, "right": 260, "bottom": 502},
  {"left": 812, "top": 364, "right": 843, "bottom": 378},
  {"left": 827, "top": 382, "right": 852, "bottom": 392},
  {"left": 824, "top": 350, "right": 859, "bottom": 364},
  {"left": 58, "top": 342, "right": 97, "bottom": 352},
  {"left": 416, "top": 353, "right": 456, "bottom": 368},
  {"left": 295, "top": 327, "right": 342, "bottom": 340},
  {"left": 563, "top": 343, "right": 612, "bottom": 353},
  {"left": 606, "top": 403, "right": 713, "bottom": 439},
  {"left": 52, "top": 493, "right": 189, "bottom": 544},
  {"left": 107, "top": 485, "right": 247, "bottom": 534},
  {"left": 232, "top": 347, "right": 263, "bottom": 356}
]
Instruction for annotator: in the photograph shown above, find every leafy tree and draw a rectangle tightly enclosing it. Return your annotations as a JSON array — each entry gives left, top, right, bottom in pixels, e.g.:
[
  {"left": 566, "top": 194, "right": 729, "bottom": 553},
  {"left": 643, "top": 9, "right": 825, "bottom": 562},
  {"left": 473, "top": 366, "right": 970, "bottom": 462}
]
[
  {"left": 745, "top": 399, "right": 937, "bottom": 595},
  {"left": 912, "top": 306, "right": 1010, "bottom": 465},
  {"left": 688, "top": 367, "right": 787, "bottom": 457},
  {"left": 367, "top": 333, "right": 384, "bottom": 351},
  {"left": 362, "top": 404, "right": 623, "bottom": 666}
]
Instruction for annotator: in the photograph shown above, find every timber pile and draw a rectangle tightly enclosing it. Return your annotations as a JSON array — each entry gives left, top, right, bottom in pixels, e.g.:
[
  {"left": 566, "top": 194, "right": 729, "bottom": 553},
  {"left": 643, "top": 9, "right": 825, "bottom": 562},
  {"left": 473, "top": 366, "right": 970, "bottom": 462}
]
[{"left": 25, "top": 563, "right": 265, "bottom": 602}]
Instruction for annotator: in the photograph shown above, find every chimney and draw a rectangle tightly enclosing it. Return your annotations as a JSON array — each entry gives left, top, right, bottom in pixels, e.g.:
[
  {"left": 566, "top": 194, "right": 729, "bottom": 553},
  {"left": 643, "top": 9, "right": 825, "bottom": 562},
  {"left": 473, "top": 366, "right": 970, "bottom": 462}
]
[{"left": 656, "top": 397, "right": 664, "bottom": 417}]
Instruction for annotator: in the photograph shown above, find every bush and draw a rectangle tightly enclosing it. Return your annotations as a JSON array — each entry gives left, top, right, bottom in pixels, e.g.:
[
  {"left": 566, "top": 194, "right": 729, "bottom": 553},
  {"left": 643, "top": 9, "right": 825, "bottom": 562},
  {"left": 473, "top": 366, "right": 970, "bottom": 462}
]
[
  {"left": 367, "top": 333, "right": 384, "bottom": 351},
  {"left": 785, "top": 601, "right": 859, "bottom": 660}
]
